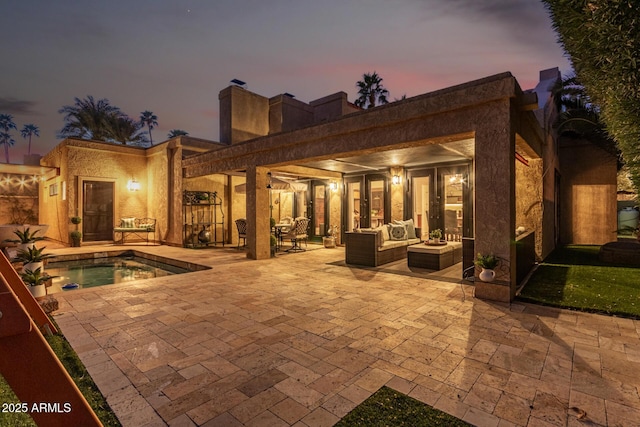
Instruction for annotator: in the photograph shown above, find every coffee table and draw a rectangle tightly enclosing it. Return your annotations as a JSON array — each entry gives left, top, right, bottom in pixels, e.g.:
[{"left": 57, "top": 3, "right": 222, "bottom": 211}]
[{"left": 407, "top": 241, "right": 462, "bottom": 270}]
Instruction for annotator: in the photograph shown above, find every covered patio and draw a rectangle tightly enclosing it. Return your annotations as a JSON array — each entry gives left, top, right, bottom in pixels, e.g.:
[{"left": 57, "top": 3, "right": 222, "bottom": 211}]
[{"left": 183, "top": 72, "right": 548, "bottom": 302}]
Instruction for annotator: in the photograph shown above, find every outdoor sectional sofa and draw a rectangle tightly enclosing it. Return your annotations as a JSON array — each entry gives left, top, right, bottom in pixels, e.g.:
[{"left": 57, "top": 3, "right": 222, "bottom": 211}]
[{"left": 345, "top": 224, "right": 422, "bottom": 267}]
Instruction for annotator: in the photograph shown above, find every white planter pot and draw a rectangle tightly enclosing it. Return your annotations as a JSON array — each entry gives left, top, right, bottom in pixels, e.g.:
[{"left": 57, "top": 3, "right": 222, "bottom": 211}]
[
  {"left": 479, "top": 268, "right": 496, "bottom": 282},
  {"left": 23, "top": 261, "right": 44, "bottom": 273},
  {"left": 29, "top": 284, "right": 46, "bottom": 298},
  {"left": 17, "top": 242, "right": 36, "bottom": 252}
]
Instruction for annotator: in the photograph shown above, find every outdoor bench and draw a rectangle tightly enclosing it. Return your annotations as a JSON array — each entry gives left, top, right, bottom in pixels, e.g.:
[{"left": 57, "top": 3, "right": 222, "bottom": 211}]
[{"left": 113, "top": 217, "right": 156, "bottom": 245}]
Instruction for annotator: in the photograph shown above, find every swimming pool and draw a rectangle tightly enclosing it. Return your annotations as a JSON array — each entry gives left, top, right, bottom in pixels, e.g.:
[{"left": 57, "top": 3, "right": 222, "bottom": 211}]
[{"left": 46, "top": 251, "right": 205, "bottom": 293}]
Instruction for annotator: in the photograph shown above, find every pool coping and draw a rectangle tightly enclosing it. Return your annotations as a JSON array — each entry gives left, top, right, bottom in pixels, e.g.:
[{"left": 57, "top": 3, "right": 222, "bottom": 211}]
[{"left": 47, "top": 249, "right": 211, "bottom": 273}]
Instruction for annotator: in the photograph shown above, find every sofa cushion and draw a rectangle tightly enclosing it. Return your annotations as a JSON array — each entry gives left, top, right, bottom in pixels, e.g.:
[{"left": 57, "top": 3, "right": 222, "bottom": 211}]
[
  {"left": 389, "top": 224, "right": 407, "bottom": 241},
  {"left": 375, "top": 224, "right": 390, "bottom": 242},
  {"left": 378, "top": 238, "right": 421, "bottom": 251}
]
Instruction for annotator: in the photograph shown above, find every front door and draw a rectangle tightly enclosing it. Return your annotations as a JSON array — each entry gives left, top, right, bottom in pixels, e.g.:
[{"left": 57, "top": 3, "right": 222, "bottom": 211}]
[{"left": 82, "top": 181, "right": 114, "bottom": 241}]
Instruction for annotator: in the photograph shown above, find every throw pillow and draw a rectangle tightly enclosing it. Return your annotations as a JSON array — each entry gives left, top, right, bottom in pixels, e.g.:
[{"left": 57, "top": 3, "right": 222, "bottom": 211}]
[
  {"left": 394, "top": 219, "right": 417, "bottom": 239},
  {"left": 389, "top": 224, "right": 408, "bottom": 241},
  {"left": 121, "top": 218, "right": 135, "bottom": 228},
  {"left": 375, "top": 224, "right": 390, "bottom": 242}
]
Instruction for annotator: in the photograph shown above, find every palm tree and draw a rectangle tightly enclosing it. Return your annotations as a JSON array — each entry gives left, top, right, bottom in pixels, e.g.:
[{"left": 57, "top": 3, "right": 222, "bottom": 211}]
[
  {"left": 20, "top": 124, "right": 40, "bottom": 155},
  {"left": 107, "top": 114, "right": 148, "bottom": 145},
  {"left": 58, "top": 96, "right": 122, "bottom": 141},
  {"left": 167, "top": 129, "right": 188, "bottom": 138},
  {"left": 0, "top": 113, "right": 17, "bottom": 163},
  {"left": 139, "top": 110, "right": 158, "bottom": 145},
  {"left": 355, "top": 72, "right": 389, "bottom": 109}
]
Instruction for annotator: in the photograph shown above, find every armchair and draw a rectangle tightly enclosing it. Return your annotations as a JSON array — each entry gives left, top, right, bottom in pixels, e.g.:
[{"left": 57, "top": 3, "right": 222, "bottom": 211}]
[{"left": 284, "top": 217, "right": 309, "bottom": 252}]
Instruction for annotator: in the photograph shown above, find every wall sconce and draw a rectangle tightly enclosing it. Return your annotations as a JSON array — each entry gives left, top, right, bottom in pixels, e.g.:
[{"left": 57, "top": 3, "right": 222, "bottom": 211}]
[
  {"left": 266, "top": 172, "right": 272, "bottom": 189},
  {"left": 392, "top": 175, "right": 401, "bottom": 185},
  {"left": 127, "top": 178, "right": 141, "bottom": 191},
  {"left": 330, "top": 181, "right": 338, "bottom": 192}
]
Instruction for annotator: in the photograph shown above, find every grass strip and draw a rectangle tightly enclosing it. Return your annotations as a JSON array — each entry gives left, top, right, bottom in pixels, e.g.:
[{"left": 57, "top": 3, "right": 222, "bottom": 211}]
[
  {"left": 0, "top": 320, "right": 120, "bottom": 426},
  {"left": 517, "top": 245, "right": 640, "bottom": 318},
  {"left": 335, "top": 386, "right": 472, "bottom": 427}
]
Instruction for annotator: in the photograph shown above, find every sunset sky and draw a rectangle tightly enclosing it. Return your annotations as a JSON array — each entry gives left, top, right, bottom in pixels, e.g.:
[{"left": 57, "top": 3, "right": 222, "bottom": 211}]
[{"left": 0, "top": 0, "right": 571, "bottom": 164}]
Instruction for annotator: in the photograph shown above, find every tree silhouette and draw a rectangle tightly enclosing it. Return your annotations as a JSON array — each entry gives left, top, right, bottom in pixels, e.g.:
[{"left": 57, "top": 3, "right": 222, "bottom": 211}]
[
  {"left": 0, "top": 113, "right": 17, "bottom": 163},
  {"left": 20, "top": 123, "right": 40, "bottom": 155},
  {"left": 167, "top": 129, "right": 188, "bottom": 138},
  {"left": 355, "top": 72, "right": 389, "bottom": 109},
  {"left": 58, "top": 96, "right": 122, "bottom": 141},
  {"left": 140, "top": 110, "right": 158, "bottom": 145}
]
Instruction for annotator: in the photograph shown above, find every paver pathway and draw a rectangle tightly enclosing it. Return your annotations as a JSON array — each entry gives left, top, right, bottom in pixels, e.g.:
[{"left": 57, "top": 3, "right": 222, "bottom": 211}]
[{"left": 51, "top": 245, "right": 640, "bottom": 426}]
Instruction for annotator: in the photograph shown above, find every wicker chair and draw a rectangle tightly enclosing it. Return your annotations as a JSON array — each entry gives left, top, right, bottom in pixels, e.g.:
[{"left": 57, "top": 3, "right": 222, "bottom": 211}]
[
  {"left": 284, "top": 217, "right": 309, "bottom": 252},
  {"left": 235, "top": 218, "right": 247, "bottom": 248}
]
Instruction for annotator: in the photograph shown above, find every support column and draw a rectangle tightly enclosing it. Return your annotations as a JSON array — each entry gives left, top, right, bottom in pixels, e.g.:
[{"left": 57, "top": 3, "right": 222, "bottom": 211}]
[
  {"left": 474, "top": 101, "right": 517, "bottom": 302},
  {"left": 246, "top": 165, "right": 271, "bottom": 260}
]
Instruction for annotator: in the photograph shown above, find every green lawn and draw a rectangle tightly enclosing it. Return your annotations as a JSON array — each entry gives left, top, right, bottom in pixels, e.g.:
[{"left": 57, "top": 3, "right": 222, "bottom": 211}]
[
  {"left": 0, "top": 325, "right": 121, "bottom": 427},
  {"left": 517, "top": 245, "right": 640, "bottom": 318},
  {"left": 335, "top": 386, "right": 472, "bottom": 427}
]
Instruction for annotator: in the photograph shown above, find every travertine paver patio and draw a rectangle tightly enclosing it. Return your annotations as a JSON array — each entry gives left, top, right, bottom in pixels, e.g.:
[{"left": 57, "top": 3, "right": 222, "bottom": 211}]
[{"left": 50, "top": 244, "right": 640, "bottom": 426}]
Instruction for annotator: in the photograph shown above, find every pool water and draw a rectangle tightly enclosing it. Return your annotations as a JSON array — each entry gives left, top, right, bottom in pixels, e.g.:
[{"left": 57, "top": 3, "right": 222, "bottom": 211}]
[{"left": 47, "top": 256, "right": 190, "bottom": 292}]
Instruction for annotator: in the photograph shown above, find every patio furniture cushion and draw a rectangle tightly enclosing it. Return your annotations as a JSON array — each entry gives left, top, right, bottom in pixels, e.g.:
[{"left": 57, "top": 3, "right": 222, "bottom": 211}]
[
  {"left": 389, "top": 224, "right": 408, "bottom": 241},
  {"left": 394, "top": 219, "right": 417, "bottom": 239},
  {"left": 121, "top": 217, "right": 136, "bottom": 228}
]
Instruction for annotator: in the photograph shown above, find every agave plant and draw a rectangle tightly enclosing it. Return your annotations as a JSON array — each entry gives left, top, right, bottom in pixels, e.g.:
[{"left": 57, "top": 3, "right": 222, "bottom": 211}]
[
  {"left": 14, "top": 246, "right": 52, "bottom": 263},
  {"left": 20, "top": 267, "right": 56, "bottom": 287},
  {"left": 3, "top": 228, "right": 45, "bottom": 244}
]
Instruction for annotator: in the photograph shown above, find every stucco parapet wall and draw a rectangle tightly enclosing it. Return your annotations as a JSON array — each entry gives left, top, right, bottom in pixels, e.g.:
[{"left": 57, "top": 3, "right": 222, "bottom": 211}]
[
  {"left": 184, "top": 72, "right": 534, "bottom": 177},
  {"left": 54, "top": 138, "right": 147, "bottom": 156}
]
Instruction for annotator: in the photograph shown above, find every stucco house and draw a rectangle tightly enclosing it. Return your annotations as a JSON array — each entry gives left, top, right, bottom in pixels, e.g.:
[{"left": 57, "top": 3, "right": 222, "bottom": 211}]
[{"left": 37, "top": 68, "right": 618, "bottom": 302}]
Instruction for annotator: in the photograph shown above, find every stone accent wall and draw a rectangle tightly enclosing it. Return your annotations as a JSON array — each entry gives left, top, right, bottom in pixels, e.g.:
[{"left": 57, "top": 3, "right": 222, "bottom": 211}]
[{"left": 515, "top": 158, "right": 543, "bottom": 260}]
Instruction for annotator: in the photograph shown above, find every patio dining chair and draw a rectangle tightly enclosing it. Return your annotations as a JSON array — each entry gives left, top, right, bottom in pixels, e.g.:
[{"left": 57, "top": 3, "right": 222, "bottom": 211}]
[
  {"left": 235, "top": 218, "right": 247, "bottom": 249},
  {"left": 284, "top": 217, "right": 309, "bottom": 252}
]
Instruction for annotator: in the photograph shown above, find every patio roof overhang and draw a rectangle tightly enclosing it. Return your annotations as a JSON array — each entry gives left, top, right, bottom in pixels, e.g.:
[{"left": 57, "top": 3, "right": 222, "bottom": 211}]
[{"left": 182, "top": 72, "right": 539, "bottom": 179}]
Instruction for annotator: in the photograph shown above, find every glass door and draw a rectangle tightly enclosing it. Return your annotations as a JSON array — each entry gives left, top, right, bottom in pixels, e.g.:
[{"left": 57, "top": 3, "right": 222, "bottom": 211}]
[
  {"left": 309, "top": 181, "right": 328, "bottom": 241},
  {"left": 408, "top": 164, "right": 471, "bottom": 241},
  {"left": 441, "top": 171, "right": 464, "bottom": 241},
  {"left": 82, "top": 181, "right": 114, "bottom": 241},
  {"left": 346, "top": 179, "right": 362, "bottom": 231},
  {"left": 365, "top": 175, "right": 389, "bottom": 228},
  {"left": 410, "top": 172, "right": 434, "bottom": 241}
]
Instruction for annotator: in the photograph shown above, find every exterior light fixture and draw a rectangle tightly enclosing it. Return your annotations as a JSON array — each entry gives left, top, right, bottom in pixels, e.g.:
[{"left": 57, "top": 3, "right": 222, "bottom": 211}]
[
  {"left": 127, "top": 178, "right": 141, "bottom": 191},
  {"left": 266, "top": 172, "right": 272, "bottom": 189},
  {"left": 392, "top": 175, "right": 401, "bottom": 185},
  {"left": 330, "top": 181, "right": 338, "bottom": 191}
]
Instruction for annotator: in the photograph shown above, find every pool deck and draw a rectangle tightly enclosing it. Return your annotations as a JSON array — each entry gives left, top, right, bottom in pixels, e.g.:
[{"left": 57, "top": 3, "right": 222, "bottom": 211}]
[{"left": 48, "top": 243, "right": 640, "bottom": 426}]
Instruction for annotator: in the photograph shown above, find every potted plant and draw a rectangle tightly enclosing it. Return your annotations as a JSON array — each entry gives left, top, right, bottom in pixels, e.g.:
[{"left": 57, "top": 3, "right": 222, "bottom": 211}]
[
  {"left": 474, "top": 253, "right": 499, "bottom": 282},
  {"left": 15, "top": 246, "right": 52, "bottom": 273},
  {"left": 3, "top": 227, "right": 45, "bottom": 252},
  {"left": 270, "top": 234, "right": 277, "bottom": 257},
  {"left": 429, "top": 229, "right": 443, "bottom": 244},
  {"left": 20, "top": 267, "right": 56, "bottom": 298},
  {"left": 70, "top": 216, "right": 82, "bottom": 225},
  {"left": 70, "top": 230, "right": 82, "bottom": 247}
]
